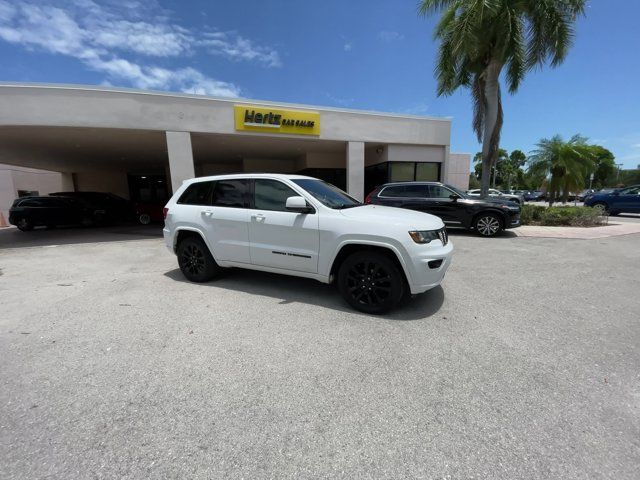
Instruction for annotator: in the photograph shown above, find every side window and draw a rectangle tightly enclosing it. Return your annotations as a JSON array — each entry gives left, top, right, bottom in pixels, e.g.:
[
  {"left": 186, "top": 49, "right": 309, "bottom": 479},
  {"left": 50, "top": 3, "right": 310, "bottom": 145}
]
[
  {"left": 380, "top": 186, "right": 405, "bottom": 198},
  {"left": 403, "top": 184, "right": 428, "bottom": 197},
  {"left": 177, "top": 181, "right": 214, "bottom": 205},
  {"left": 622, "top": 187, "right": 640, "bottom": 195},
  {"left": 428, "top": 185, "right": 454, "bottom": 199},
  {"left": 20, "top": 199, "right": 41, "bottom": 207},
  {"left": 211, "top": 180, "right": 247, "bottom": 208},
  {"left": 254, "top": 179, "right": 299, "bottom": 212}
]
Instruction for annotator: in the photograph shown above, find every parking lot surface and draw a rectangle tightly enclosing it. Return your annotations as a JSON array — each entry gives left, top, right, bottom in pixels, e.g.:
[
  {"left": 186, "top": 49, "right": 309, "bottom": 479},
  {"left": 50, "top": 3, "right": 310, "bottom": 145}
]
[{"left": 1, "top": 229, "right": 639, "bottom": 479}]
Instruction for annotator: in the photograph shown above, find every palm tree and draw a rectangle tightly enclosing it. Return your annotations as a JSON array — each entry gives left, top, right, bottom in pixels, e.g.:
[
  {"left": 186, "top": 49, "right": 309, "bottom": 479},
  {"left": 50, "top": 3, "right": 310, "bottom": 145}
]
[
  {"left": 418, "top": 0, "right": 586, "bottom": 198},
  {"left": 527, "top": 134, "right": 594, "bottom": 205}
]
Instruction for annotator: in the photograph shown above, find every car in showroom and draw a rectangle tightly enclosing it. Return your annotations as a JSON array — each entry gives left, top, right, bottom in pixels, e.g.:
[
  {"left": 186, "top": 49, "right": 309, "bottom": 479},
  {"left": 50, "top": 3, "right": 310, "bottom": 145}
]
[
  {"left": 163, "top": 174, "right": 453, "bottom": 314},
  {"left": 365, "top": 182, "right": 520, "bottom": 237},
  {"left": 584, "top": 185, "right": 640, "bottom": 215},
  {"left": 467, "top": 188, "right": 524, "bottom": 204},
  {"left": 9, "top": 196, "right": 104, "bottom": 231}
]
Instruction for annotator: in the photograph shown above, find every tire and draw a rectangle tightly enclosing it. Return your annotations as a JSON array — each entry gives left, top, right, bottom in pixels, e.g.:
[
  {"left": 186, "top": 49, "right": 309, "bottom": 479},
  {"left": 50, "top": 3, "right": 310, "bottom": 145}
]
[
  {"left": 592, "top": 202, "right": 610, "bottom": 215},
  {"left": 337, "top": 251, "right": 405, "bottom": 314},
  {"left": 474, "top": 213, "right": 503, "bottom": 237},
  {"left": 177, "top": 236, "right": 220, "bottom": 283},
  {"left": 16, "top": 217, "right": 33, "bottom": 232},
  {"left": 81, "top": 216, "right": 93, "bottom": 227},
  {"left": 138, "top": 213, "right": 151, "bottom": 225}
]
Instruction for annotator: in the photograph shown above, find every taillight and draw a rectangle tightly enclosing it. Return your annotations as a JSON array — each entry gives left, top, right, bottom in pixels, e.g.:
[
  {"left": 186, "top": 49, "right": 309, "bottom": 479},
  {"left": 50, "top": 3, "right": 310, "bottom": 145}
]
[
  {"left": 364, "top": 191, "right": 375, "bottom": 204},
  {"left": 162, "top": 207, "right": 169, "bottom": 219}
]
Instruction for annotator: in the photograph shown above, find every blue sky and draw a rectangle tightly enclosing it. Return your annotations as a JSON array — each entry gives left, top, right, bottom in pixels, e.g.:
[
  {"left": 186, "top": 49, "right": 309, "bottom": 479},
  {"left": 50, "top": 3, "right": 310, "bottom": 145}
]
[{"left": 1, "top": 0, "right": 639, "bottom": 169}]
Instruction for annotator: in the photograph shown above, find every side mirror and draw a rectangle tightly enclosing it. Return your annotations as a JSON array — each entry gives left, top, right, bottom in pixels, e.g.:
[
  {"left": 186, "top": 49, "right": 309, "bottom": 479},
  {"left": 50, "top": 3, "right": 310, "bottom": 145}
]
[
  {"left": 285, "top": 196, "right": 313, "bottom": 213},
  {"left": 449, "top": 194, "right": 460, "bottom": 201}
]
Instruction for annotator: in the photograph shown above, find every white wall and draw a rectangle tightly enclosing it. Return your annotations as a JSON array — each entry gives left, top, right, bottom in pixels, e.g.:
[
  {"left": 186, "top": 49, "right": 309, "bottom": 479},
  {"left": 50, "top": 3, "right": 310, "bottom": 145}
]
[
  {"left": 445, "top": 153, "right": 471, "bottom": 190},
  {"left": 0, "top": 85, "right": 451, "bottom": 146}
]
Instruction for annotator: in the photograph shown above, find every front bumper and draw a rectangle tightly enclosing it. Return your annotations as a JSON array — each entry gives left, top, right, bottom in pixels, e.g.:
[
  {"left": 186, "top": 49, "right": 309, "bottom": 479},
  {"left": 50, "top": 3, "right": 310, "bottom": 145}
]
[{"left": 405, "top": 240, "right": 454, "bottom": 295}]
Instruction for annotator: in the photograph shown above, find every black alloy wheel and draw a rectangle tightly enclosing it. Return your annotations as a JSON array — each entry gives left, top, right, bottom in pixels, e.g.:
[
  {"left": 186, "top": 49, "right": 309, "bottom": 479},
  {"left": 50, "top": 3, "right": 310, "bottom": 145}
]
[
  {"left": 474, "top": 213, "right": 503, "bottom": 237},
  {"left": 177, "top": 236, "right": 219, "bottom": 282},
  {"left": 338, "top": 251, "right": 404, "bottom": 314}
]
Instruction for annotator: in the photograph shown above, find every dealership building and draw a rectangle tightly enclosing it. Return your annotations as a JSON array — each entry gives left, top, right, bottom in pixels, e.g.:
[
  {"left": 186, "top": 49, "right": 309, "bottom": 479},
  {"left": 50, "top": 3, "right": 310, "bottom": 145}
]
[{"left": 0, "top": 83, "right": 470, "bottom": 218}]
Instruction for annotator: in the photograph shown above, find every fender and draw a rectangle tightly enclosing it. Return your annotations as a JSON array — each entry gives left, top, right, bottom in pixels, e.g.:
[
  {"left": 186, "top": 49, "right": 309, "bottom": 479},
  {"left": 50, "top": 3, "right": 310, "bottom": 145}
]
[
  {"left": 172, "top": 226, "right": 220, "bottom": 263},
  {"left": 325, "top": 236, "right": 414, "bottom": 285}
]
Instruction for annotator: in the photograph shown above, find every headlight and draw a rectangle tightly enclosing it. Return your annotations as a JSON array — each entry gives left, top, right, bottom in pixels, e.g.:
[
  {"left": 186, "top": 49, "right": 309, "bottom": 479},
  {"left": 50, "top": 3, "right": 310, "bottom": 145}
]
[
  {"left": 500, "top": 204, "right": 519, "bottom": 210},
  {"left": 409, "top": 230, "right": 440, "bottom": 244}
]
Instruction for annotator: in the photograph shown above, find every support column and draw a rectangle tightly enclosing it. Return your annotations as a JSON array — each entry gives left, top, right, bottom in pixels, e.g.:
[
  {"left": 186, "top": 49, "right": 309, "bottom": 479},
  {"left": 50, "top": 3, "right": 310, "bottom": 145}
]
[
  {"left": 60, "top": 172, "right": 74, "bottom": 191},
  {"left": 346, "top": 141, "right": 365, "bottom": 201},
  {"left": 166, "top": 131, "right": 195, "bottom": 193},
  {"left": 441, "top": 145, "right": 451, "bottom": 183}
]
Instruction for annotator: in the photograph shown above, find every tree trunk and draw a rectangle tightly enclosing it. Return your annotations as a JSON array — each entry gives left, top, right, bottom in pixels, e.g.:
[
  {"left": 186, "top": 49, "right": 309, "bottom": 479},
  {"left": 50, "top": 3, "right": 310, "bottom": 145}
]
[{"left": 481, "top": 61, "right": 502, "bottom": 198}]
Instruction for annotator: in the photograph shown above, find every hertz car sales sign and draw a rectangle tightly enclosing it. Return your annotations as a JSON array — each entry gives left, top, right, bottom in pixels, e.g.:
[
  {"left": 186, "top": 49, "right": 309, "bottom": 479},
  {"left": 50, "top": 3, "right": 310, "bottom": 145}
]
[{"left": 234, "top": 105, "right": 320, "bottom": 136}]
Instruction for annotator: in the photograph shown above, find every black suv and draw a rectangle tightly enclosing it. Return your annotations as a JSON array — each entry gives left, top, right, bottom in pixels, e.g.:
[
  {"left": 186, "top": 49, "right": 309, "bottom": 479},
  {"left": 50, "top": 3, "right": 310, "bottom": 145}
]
[
  {"left": 9, "top": 196, "right": 102, "bottom": 231},
  {"left": 366, "top": 182, "right": 521, "bottom": 237}
]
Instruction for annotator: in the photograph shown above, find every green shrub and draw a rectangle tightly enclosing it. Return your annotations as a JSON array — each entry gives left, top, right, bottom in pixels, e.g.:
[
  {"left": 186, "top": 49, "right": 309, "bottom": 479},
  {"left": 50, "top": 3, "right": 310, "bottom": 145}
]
[{"left": 520, "top": 205, "right": 607, "bottom": 227}]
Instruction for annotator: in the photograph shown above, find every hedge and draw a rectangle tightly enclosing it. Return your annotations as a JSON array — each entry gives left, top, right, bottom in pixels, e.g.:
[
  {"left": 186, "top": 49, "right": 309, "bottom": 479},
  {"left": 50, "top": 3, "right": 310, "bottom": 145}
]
[{"left": 520, "top": 205, "right": 608, "bottom": 227}]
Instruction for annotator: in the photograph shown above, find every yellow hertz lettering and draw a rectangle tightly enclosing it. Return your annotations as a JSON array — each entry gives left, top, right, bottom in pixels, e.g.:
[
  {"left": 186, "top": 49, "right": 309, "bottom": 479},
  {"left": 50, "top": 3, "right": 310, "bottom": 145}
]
[{"left": 234, "top": 105, "right": 320, "bottom": 135}]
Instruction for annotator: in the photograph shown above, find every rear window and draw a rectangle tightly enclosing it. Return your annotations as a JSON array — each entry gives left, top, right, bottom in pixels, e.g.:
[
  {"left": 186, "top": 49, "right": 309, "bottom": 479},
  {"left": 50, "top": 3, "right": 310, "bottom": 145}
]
[
  {"left": 380, "top": 184, "right": 428, "bottom": 198},
  {"left": 178, "top": 181, "right": 214, "bottom": 205}
]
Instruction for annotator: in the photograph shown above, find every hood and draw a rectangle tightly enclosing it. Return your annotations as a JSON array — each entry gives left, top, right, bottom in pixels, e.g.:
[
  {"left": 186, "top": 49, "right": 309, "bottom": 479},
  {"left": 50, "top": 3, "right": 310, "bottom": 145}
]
[{"left": 339, "top": 205, "right": 444, "bottom": 230}]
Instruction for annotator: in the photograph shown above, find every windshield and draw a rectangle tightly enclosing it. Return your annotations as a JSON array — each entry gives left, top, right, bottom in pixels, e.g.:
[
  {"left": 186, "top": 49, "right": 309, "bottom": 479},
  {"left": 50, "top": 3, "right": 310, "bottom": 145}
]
[{"left": 292, "top": 179, "right": 362, "bottom": 209}]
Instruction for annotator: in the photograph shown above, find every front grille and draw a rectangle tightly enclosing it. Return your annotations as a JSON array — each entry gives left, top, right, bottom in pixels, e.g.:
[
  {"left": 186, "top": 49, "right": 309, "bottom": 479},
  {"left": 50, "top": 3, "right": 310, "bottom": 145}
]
[{"left": 438, "top": 227, "right": 448, "bottom": 246}]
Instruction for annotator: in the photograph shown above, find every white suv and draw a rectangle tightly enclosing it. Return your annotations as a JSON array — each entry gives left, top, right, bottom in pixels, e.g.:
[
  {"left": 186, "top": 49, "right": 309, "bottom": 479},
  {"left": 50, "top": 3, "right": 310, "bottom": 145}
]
[{"left": 163, "top": 174, "right": 453, "bottom": 313}]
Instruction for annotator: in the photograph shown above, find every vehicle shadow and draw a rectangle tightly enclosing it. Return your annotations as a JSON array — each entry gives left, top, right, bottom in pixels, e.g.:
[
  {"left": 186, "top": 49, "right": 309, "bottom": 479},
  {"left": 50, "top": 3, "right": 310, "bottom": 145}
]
[
  {"left": 446, "top": 228, "right": 518, "bottom": 239},
  {"left": 0, "top": 224, "right": 162, "bottom": 250},
  {"left": 163, "top": 268, "right": 444, "bottom": 321}
]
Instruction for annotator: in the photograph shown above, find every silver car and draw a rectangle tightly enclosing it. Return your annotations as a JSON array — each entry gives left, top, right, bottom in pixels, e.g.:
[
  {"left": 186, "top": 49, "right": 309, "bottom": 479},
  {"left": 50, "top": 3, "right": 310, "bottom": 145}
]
[{"left": 466, "top": 188, "right": 523, "bottom": 205}]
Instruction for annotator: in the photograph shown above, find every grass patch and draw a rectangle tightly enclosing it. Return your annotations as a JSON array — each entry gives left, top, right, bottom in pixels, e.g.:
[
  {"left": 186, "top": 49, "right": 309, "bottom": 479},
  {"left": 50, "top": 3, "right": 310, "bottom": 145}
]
[{"left": 520, "top": 205, "right": 608, "bottom": 227}]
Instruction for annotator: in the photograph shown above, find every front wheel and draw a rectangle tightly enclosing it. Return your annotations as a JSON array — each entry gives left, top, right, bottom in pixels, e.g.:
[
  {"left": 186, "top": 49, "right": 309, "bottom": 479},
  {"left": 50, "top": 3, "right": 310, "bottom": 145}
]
[
  {"left": 592, "top": 202, "right": 610, "bottom": 215},
  {"left": 138, "top": 213, "right": 151, "bottom": 225},
  {"left": 177, "top": 236, "right": 220, "bottom": 282},
  {"left": 337, "top": 251, "right": 405, "bottom": 314},
  {"left": 474, "top": 213, "right": 503, "bottom": 237}
]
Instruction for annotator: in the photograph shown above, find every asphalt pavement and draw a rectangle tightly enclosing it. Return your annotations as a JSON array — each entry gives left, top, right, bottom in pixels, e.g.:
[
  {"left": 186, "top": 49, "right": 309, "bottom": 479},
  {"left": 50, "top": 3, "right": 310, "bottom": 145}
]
[{"left": 1, "top": 229, "right": 639, "bottom": 479}]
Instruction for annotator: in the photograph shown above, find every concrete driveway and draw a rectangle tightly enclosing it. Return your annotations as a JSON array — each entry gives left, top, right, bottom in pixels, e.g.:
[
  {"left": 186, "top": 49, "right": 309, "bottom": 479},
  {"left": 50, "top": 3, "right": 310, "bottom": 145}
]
[{"left": 1, "top": 229, "right": 639, "bottom": 479}]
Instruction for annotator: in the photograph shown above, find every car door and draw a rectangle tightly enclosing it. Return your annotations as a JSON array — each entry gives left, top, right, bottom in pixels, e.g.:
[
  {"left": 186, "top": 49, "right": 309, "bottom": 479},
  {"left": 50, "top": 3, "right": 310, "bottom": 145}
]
[
  {"left": 424, "top": 185, "right": 465, "bottom": 226},
  {"left": 176, "top": 179, "right": 251, "bottom": 263},
  {"left": 614, "top": 186, "right": 640, "bottom": 212},
  {"left": 248, "top": 179, "right": 319, "bottom": 273}
]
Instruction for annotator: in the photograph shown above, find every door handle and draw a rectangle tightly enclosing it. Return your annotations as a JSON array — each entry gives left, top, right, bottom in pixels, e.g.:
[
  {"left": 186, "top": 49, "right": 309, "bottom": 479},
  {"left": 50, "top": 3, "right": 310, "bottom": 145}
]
[
  {"left": 202, "top": 209, "right": 214, "bottom": 217},
  {"left": 251, "top": 214, "right": 266, "bottom": 223}
]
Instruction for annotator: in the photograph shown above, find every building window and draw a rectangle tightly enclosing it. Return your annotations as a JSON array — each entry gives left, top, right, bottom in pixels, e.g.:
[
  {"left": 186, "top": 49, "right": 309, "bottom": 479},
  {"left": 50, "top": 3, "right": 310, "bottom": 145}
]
[
  {"left": 416, "top": 163, "right": 440, "bottom": 181},
  {"left": 365, "top": 162, "right": 441, "bottom": 195},
  {"left": 389, "top": 162, "right": 415, "bottom": 182}
]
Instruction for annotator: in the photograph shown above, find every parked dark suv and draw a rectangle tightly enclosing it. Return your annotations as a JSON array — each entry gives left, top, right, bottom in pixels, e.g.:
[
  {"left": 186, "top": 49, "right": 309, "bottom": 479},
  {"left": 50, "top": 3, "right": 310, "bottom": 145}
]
[
  {"left": 366, "top": 182, "right": 521, "bottom": 237},
  {"left": 9, "top": 196, "right": 101, "bottom": 231}
]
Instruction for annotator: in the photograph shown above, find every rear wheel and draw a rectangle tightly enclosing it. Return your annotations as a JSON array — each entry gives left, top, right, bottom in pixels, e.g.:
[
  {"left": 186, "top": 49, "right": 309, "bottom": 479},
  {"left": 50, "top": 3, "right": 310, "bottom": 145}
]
[
  {"left": 177, "top": 236, "right": 220, "bottom": 282},
  {"left": 138, "top": 213, "right": 151, "bottom": 225},
  {"left": 474, "top": 213, "right": 503, "bottom": 237},
  {"left": 16, "top": 218, "right": 33, "bottom": 231},
  {"left": 337, "top": 251, "right": 405, "bottom": 314}
]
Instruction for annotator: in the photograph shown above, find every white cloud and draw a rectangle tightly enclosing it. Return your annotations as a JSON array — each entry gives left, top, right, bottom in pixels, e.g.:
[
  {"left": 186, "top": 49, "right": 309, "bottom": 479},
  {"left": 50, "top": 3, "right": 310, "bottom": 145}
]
[
  {"left": 632, "top": 143, "right": 640, "bottom": 149},
  {"left": 378, "top": 30, "right": 404, "bottom": 42},
  {"left": 200, "top": 31, "right": 281, "bottom": 67},
  {"left": 343, "top": 42, "right": 352, "bottom": 52},
  {"left": 0, "top": 0, "right": 281, "bottom": 96}
]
